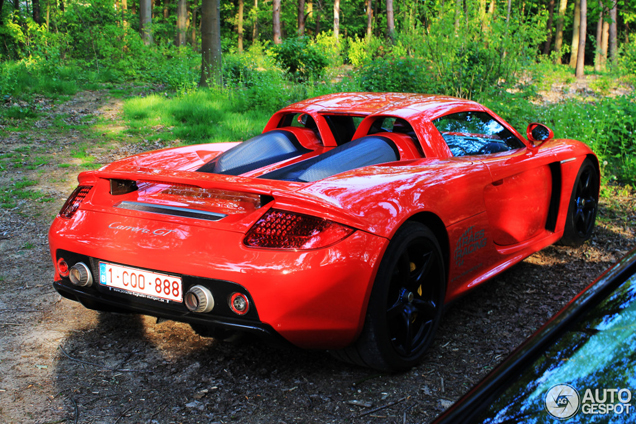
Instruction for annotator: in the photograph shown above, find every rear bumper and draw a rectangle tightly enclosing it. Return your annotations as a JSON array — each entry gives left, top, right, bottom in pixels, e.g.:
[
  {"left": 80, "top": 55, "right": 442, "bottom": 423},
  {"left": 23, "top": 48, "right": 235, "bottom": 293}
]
[
  {"left": 50, "top": 212, "right": 389, "bottom": 349},
  {"left": 53, "top": 279, "right": 283, "bottom": 341}
]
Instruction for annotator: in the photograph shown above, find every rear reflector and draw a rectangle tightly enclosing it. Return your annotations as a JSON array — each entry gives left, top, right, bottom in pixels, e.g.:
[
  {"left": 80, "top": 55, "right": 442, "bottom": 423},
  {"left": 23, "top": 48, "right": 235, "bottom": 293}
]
[
  {"left": 57, "top": 258, "right": 70, "bottom": 277},
  {"left": 59, "top": 186, "right": 92, "bottom": 218},
  {"left": 243, "top": 209, "right": 355, "bottom": 250}
]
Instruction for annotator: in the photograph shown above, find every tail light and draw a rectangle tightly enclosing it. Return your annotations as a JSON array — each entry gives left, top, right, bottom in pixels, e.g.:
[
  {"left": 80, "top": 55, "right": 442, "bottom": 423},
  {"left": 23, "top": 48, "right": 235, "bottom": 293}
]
[
  {"left": 244, "top": 209, "right": 355, "bottom": 250},
  {"left": 59, "top": 185, "right": 92, "bottom": 218}
]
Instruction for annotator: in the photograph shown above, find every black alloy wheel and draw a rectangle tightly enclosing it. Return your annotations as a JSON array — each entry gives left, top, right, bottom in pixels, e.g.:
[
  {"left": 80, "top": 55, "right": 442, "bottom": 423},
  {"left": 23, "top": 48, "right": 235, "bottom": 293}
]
[
  {"left": 386, "top": 239, "right": 442, "bottom": 358},
  {"left": 331, "top": 222, "right": 446, "bottom": 371},
  {"left": 560, "top": 158, "right": 599, "bottom": 246}
]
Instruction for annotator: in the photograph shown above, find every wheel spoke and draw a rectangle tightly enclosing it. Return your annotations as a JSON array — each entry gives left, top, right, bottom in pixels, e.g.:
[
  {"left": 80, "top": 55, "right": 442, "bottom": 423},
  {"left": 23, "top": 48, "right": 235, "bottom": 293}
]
[
  {"left": 582, "top": 170, "right": 591, "bottom": 192},
  {"left": 387, "top": 300, "right": 403, "bottom": 319},
  {"left": 413, "top": 298, "right": 437, "bottom": 319},
  {"left": 410, "top": 251, "right": 432, "bottom": 286}
]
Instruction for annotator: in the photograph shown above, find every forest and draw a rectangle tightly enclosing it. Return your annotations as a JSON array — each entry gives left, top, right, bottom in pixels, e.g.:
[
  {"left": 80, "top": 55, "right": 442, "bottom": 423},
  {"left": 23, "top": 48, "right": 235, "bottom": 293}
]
[{"left": 1, "top": 0, "right": 635, "bottom": 183}]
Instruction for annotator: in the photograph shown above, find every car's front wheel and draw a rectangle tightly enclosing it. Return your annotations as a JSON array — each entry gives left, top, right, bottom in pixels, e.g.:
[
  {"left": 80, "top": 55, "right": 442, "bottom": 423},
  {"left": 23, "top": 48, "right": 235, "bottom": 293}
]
[{"left": 332, "top": 222, "right": 446, "bottom": 371}]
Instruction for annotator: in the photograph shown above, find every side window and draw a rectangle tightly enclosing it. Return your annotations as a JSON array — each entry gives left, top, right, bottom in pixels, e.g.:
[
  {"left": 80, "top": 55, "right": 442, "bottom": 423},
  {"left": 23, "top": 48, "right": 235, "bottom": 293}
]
[{"left": 432, "top": 111, "right": 524, "bottom": 157}]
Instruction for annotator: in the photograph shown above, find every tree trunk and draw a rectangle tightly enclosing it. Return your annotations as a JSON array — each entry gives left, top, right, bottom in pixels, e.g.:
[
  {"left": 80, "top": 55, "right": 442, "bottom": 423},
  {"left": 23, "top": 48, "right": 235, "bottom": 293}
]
[
  {"left": 252, "top": 0, "right": 258, "bottom": 41},
  {"left": 608, "top": 3, "right": 617, "bottom": 65},
  {"left": 175, "top": 0, "right": 187, "bottom": 45},
  {"left": 33, "top": 0, "right": 41, "bottom": 24},
  {"left": 569, "top": 0, "right": 580, "bottom": 67},
  {"left": 163, "top": 0, "right": 169, "bottom": 19},
  {"left": 297, "top": 0, "right": 305, "bottom": 36},
  {"left": 506, "top": 0, "right": 512, "bottom": 23},
  {"left": 594, "top": 2, "right": 603, "bottom": 71},
  {"left": 315, "top": 6, "right": 320, "bottom": 34},
  {"left": 601, "top": 8, "right": 609, "bottom": 68},
  {"left": 46, "top": 0, "right": 50, "bottom": 30},
  {"left": 191, "top": 5, "right": 197, "bottom": 49},
  {"left": 575, "top": 0, "right": 586, "bottom": 77},
  {"left": 237, "top": 0, "right": 244, "bottom": 50},
  {"left": 333, "top": 0, "right": 339, "bottom": 41},
  {"left": 386, "top": 0, "right": 394, "bottom": 42},
  {"left": 306, "top": 0, "right": 312, "bottom": 35},
  {"left": 554, "top": 0, "right": 567, "bottom": 63},
  {"left": 272, "top": 0, "right": 281, "bottom": 44},
  {"left": 140, "top": 0, "right": 153, "bottom": 44},
  {"left": 13, "top": 0, "right": 18, "bottom": 10},
  {"left": 543, "top": 0, "right": 555, "bottom": 55},
  {"left": 1, "top": 0, "right": 5, "bottom": 15},
  {"left": 121, "top": 0, "right": 127, "bottom": 26},
  {"left": 366, "top": 0, "right": 373, "bottom": 39},
  {"left": 199, "top": 0, "right": 221, "bottom": 87},
  {"left": 60, "top": 0, "right": 64, "bottom": 12},
  {"left": 454, "top": 0, "right": 461, "bottom": 31}
]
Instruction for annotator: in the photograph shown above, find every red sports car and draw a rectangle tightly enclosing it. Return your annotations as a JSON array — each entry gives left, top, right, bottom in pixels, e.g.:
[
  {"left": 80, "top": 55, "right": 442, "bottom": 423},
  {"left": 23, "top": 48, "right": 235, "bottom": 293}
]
[{"left": 49, "top": 93, "right": 599, "bottom": 371}]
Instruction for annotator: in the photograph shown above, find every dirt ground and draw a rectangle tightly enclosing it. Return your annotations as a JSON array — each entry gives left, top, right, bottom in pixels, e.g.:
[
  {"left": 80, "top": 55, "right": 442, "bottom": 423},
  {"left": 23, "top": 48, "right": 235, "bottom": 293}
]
[{"left": 0, "top": 88, "right": 635, "bottom": 424}]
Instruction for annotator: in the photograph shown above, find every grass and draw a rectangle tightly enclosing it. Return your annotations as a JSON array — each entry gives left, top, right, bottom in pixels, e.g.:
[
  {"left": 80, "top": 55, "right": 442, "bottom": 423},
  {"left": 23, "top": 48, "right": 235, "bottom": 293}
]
[
  {"left": 0, "top": 179, "right": 53, "bottom": 209},
  {"left": 122, "top": 90, "right": 274, "bottom": 144}
]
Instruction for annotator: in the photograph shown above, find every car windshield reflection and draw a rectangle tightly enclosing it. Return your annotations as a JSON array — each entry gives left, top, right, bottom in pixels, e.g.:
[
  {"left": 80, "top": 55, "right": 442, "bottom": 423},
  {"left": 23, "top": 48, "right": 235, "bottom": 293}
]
[{"left": 477, "top": 272, "right": 636, "bottom": 423}]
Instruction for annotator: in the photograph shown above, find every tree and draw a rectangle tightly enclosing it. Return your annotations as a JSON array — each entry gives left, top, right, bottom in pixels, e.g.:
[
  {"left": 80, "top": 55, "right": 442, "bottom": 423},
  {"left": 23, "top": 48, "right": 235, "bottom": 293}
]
[
  {"left": 176, "top": 0, "right": 187, "bottom": 46},
  {"left": 200, "top": 0, "right": 222, "bottom": 87},
  {"left": 237, "top": 0, "right": 244, "bottom": 50},
  {"left": 554, "top": 0, "right": 568, "bottom": 63},
  {"left": 601, "top": 3, "right": 609, "bottom": 68},
  {"left": 543, "top": 0, "right": 555, "bottom": 54},
  {"left": 140, "top": 0, "right": 153, "bottom": 44},
  {"left": 191, "top": 3, "right": 198, "bottom": 49},
  {"left": 298, "top": 0, "right": 305, "bottom": 36},
  {"left": 33, "top": 0, "right": 41, "bottom": 24},
  {"left": 609, "top": 2, "right": 617, "bottom": 64},
  {"left": 569, "top": 0, "right": 581, "bottom": 67},
  {"left": 366, "top": 0, "right": 373, "bottom": 39},
  {"left": 273, "top": 0, "right": 281, "bottom": 44},
  {"left": 386, "top": 0, "right": 395, "bottom": 41},
  {"left": 575, "top": 0, "right": 587, "bottom": 77},
  {"left": 334, "top": 0, "right": 340, "bottom": 40},
  {"left": 252, "top": 0, "right": 258, "bottom": 42},
  {"left": 595, "top": 2, "right": 603, "bottom": 71}
]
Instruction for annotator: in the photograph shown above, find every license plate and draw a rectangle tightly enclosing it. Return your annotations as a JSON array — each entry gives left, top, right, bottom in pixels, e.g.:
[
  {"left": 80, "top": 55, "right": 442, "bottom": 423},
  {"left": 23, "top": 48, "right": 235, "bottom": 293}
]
[{"left": 99, "top": 262, "right": 182, "bottom": 303}]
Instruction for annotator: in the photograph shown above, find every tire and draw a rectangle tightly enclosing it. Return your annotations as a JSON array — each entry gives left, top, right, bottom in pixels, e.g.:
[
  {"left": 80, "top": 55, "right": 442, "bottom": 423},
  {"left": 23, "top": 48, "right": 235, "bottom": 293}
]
[
  {"left": 332, "top": 222, "right": 446, "bottom": 371},
  {"left": 559, "top": 158, "right": 599, "bottom": 247}
]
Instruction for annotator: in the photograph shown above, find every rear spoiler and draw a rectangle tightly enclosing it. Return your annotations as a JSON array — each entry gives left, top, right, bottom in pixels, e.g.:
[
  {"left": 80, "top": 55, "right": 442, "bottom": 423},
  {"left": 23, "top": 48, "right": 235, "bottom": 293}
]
[{"left": 76, "top": 168, "right": 370, "bottom": 231}]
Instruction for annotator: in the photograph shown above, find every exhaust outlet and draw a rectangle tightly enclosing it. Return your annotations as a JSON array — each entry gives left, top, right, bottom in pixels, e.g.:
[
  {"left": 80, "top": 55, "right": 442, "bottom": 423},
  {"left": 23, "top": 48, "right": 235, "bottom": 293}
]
[
  {"left": 69, "top": 262, "right": 93, "bottom": 287},
  {"left": 184, "top": 285, "right": 215, "bottom": 313}
]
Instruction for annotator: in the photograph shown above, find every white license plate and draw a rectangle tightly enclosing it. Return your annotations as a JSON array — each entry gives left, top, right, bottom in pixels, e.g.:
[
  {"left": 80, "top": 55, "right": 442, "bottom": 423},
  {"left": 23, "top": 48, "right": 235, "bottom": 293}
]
[{"left": 99, "top": 262, "right": 182, "bottom": 303}]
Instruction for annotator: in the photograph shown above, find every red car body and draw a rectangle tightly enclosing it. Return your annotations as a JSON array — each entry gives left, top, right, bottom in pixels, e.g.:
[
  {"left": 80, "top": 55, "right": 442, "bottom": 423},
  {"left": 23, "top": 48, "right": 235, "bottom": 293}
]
[{"left": 49, "top": 93, "right": 599, "bottom": 370}]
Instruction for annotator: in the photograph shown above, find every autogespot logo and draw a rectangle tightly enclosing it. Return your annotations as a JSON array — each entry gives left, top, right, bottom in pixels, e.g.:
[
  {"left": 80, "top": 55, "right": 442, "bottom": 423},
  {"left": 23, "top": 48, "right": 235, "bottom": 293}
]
[
  {"left": 546, "top": 384, "right": 633, "bottom": 420},
  {"left": 546, "top": 384, "right": 580, "bottom": 419}
]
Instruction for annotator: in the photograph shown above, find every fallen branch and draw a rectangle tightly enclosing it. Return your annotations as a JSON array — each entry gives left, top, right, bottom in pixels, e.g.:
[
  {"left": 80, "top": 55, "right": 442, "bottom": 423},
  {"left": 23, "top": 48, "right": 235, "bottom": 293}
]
[{"left": 359, "top": 396, "right": 408, "bottom": 418}]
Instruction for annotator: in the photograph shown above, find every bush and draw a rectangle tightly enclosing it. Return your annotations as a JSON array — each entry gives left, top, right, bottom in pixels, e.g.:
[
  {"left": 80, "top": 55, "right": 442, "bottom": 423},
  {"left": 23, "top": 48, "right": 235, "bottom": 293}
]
[
  {"left": 357, "top": 57, "right": 428, "bottom": 93},
  {"left": 271, "top": 37, "right": 329, "bottom": 82}
]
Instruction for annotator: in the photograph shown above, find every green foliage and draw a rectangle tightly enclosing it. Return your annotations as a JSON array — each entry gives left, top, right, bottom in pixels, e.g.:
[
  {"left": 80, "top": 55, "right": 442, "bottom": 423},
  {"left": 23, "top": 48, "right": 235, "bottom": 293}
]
[
  {"left": 352, "top": 6, "right": 546, "bottom": 98},
  {"left": 484, "top": 93, "right": 636, "bottom": 184},
  {"left": 347, "top": 35, "right": 383, "bottom": 67},
  {"left": 271, "top": 37, "right": 329, "bottom": 82},
  {"left": 357, "top": 57, "right": 427, "bottom": 92},
  {"left": 310, "top": 31, "right": 345, "bottom": 67}
]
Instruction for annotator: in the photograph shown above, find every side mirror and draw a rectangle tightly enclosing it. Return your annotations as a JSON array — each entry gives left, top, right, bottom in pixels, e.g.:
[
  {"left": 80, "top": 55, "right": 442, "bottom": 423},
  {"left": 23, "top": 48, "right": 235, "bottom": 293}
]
[{"left": 526, "top": 123, "right": 554, "bottom": 147}]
